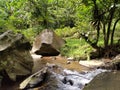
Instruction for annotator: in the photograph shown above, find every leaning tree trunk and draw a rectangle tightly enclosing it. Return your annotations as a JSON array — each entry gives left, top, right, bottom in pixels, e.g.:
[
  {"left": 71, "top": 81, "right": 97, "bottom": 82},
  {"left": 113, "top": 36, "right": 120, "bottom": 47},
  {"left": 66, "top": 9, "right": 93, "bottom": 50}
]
[{"left": 110, "top": 18, "right": 120, "bottom": 45}]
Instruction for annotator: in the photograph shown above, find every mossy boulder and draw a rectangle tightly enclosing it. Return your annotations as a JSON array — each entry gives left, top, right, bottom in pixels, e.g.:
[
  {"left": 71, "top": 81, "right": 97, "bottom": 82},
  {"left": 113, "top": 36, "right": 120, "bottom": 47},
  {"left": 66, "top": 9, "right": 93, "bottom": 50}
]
[{"left": 0, "top": 30, "right": 33, "bottom": 81}]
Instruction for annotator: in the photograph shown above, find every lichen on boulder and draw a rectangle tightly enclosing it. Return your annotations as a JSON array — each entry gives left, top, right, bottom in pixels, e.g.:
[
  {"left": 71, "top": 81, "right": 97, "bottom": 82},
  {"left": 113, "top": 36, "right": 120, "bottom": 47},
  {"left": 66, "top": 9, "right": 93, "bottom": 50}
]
[
  {"left": 0, "top": 30, "right": 33, "bottom": 81},
  {"left": 31, "top": 29, "right": 65, "bottom": 56}
]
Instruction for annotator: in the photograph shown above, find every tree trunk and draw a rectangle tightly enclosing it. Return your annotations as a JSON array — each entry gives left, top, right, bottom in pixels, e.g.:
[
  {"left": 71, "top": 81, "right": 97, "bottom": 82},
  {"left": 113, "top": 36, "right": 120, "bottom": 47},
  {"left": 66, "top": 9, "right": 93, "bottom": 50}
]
[
  {"left": 106, "top": 5, "right": 115, "bottom": 48},
  {"left": 80, "top": 33, "right": 100, "bottom": 50},
  {"left": 103, "top": 23, "right": 107, "bottom": 48},
  {"left": 110, "top": 18, "right": 120, "bottom": 45},
  {"left": 95, "top": 21, "right": 100, "bottom": 45}
]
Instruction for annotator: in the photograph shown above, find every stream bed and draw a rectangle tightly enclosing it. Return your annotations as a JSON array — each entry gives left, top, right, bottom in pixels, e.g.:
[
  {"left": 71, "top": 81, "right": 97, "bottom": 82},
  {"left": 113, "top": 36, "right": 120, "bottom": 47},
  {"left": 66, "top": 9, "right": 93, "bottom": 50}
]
[
  {"left": 19, "top": 63, "right": 108, "bottom": 90},
  {"left": 1, "top": 65, "right": 120, "bottom": 90},
  {"left": 1, "top": 54, "right": 120, "bottom": 90}
]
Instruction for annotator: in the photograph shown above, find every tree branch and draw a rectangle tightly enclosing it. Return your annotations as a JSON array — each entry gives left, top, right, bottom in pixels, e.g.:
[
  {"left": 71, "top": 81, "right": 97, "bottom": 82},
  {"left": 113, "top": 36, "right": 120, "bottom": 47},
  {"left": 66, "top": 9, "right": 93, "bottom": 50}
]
[{"left": 80, "top": 33, "right": 99, "bottom": 49}]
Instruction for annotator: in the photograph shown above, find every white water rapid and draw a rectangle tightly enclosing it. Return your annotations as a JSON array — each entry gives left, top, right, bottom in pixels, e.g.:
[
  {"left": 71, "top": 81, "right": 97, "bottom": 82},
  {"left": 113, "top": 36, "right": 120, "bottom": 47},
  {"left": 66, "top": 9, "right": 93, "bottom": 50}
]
[{"left": 54, "top": 69, "right": 107, "bottom": 90}]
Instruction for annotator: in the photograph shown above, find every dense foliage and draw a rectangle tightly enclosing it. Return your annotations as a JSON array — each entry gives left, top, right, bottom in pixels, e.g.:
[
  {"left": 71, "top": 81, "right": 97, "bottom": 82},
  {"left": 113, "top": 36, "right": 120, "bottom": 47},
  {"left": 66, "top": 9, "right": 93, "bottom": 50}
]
[
  {"left": 0, "top": 0, "right": 92, "bottom": 31},
  {"left": 0, "top": 0, "right": 120, "bottom": 58},
  {"left": 81, "top": 0, "right": 120, "bottom": 58}
]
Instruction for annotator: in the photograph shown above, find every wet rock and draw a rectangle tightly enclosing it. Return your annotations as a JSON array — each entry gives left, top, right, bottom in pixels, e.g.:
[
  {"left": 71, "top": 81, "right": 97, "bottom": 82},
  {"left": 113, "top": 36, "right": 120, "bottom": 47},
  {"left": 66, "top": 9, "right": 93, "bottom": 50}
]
[
  {"left": 100, "top": 54, "right": 120, "bottom": 70},
  {"left": 83, "top": 71, "right": 120, "bottom": 90},
  {"left": 62, "top": 77, "right": 74, "bottom": 85},
  {"left": 67, "top": 57, "right": 74, "bottom": 61},
  {"left": 101, "top": 59, "right": 120, "bottom": 70},
  {"left": 0, "top": 30, "right": 33, "bottom": 81},
  {"left": 79, "top": 60, "right": 105, "bottom": 68},
  {"left": 67, "top": 61, "right": 71, "bottom": 64},
  {"left": 31, "top": 29, "right": 65, "bottom": 56},
  {"left": 20, "top": 67, "right": 48, "bottom": 89},
  {"left": 19, "top": 64, "right": 63, "bottom": 90}
]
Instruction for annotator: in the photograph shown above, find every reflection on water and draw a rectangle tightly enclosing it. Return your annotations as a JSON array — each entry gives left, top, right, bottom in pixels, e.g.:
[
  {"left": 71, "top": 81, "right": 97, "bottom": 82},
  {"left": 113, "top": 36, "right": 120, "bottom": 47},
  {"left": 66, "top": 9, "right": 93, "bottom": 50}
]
[{"left": 84, "top": 71, "right": 120, "bottom": 90}]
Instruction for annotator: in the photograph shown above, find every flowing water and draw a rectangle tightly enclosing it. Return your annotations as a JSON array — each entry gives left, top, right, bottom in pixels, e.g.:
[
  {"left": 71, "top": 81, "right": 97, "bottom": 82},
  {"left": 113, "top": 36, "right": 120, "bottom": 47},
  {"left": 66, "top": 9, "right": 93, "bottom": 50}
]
[
  {"left": 47, "top": 68, "right": 107, "bottom": 90},
  {"left": 1, "top": 55, "right": 120, "bottom": 90}
]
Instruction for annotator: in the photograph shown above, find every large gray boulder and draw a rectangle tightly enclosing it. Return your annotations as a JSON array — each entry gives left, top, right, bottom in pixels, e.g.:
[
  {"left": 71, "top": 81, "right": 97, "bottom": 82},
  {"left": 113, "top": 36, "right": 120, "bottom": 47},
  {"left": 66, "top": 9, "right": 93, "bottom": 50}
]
[
  {"left": 0, "top": 30, "right": 33, "bottom": 81},
  {"left": 31, "top": 29, "right": 65, "bottom": 56}
]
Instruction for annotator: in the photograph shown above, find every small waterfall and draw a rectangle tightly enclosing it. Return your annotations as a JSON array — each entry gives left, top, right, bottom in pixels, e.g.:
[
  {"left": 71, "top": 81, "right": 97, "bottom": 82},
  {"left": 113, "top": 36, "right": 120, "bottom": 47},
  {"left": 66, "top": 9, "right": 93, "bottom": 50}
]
[{"left": 54, "top": 69, "right": 107, "bottom": 90}]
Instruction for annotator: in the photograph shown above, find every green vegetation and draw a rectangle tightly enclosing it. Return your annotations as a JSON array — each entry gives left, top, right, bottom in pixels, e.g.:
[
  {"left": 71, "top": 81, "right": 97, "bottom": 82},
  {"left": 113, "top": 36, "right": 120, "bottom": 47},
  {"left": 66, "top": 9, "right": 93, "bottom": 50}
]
[
  {"left": 55, "top": 27, "right": 93, "bottom": 59},
  {"left": 81, "top": 0, "right": 120, "bottom": 58},
  {"left": 0, "top": 0, "right": 120, "bottom": 59},
  {"left": 60, "top": 39, "right": 93, "bottom": 59}
]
